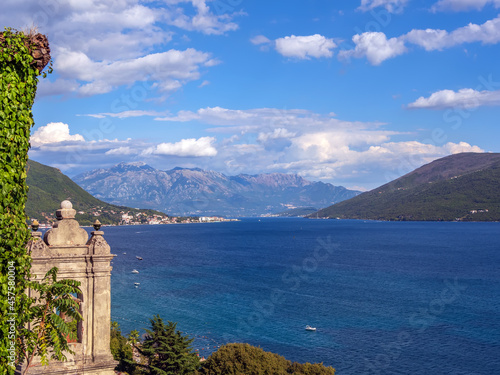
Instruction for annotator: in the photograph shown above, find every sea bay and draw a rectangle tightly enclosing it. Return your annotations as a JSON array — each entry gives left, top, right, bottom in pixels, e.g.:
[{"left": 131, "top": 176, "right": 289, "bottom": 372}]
[{"left": 104, "top": 218, "right": 500, "bottom": 374}]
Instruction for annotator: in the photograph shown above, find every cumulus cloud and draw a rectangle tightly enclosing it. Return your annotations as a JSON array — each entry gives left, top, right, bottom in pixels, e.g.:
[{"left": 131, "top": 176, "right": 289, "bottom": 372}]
[
  {"left": 431, "top": 0, "right": 500, "bottom": 12},
  {"left": 444, "top": 141, "right": 484, "bottom": 153},
  {"left": 408, "top": 88, "right": 500, "bottom": 109},
  {"left": 152, "top": 105, "right": 485, "bottom": 188},
  {"left": 31, "top": 123, "right": 85, "bottom": 146},
  {"left": 0, "top": 0, "right": 234, "bottom": 98},
  {"left": 52, "top": 48, "right": 217, "bottom": 96},
  {"left": 266, "top": 138, "right": 483, "bottom": 187},
  {"left": 338, "top": 32, "right": 407, "bottom": 65},
  {"left": 339, "top": 14, "right": 500, "bottom": 65},
  {"left": 275, "top": 34, "right": 337, "bottom": 59},
  {"left": 358, "top": 0, "right": 408, "bottom": 13},
  {"left": 28, "top": 108, "right": 485, "bottom": 189},
  {"left": 404, "top": 15, "right": 500, "bottom": 50},
  {"left": 143, "top": 137, "right": 218, "bottom": 157},
  {"left": 0, "top": 0, "right": 170, "bottom": 62}
]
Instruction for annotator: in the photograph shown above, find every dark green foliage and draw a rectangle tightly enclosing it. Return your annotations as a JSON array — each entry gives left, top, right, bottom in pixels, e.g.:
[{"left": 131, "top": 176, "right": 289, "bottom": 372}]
[
  {"left": 128, "top": 329, "right": 140, "bottom": 345},
  {"left": 315, "top": 153, "right": 500, "bottom": 221},
  {"left": 140, "top": 315, "right": 200, "bottom": 375},
  {"left": 110, "top": 321, "right": 139, "bottom": 374},
  {"left": 198, "top": 343, "right": 335, "bottom": 375},
  {"left": 0, "top": 28, "right": 43, "bottom": 375},
  {"left": 26, "top": 159, "right": 167, "bottom": 225},
  {"left": 17, "top": 267, "right": 83, "bottom": 375}
]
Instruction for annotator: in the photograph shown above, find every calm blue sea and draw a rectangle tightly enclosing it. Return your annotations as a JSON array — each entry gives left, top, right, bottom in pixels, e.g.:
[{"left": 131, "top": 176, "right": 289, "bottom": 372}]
[{"left": 103, "top": 218, "right": 500, "bottom": 374}]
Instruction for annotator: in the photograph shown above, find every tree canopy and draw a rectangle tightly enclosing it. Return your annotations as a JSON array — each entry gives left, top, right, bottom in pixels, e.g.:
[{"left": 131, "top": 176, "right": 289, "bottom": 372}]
[
  {"left": 198, "top": 343, "right": 335, "bottom": 375},
  {"left": 139, "top": 315, "right": 200, "bottom": 375}
]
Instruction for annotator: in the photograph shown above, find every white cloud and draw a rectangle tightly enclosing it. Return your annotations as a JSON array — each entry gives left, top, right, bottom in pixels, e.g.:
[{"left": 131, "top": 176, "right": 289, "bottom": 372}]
[
  {"left": 143, "top": 137, "right": 218, "bottom": 157},
  {"left": 31, "top": 123, "right": 85, "bottom": 146},
  {"left": 275, "top": 34, "right": 337, "bottom": 59},
  {"left": 163, "top": 0, "right": 243, "bottom": 35},
  {"left": 153, "top": 106, "right": 485, "bottom": 188},
  {"left": 402, "top": 29, "right": 449, "bottom": 51},
  {"left": 266, "top": 139, "right": 483, "bottom": 186},
  {"left": 155, "top": 107, "right": 382, "bottom": 135},
  {"left": 52, "top": 48, "right": 215, "bottom": 96},
  {"left": 404, "top": 15, "right": 500, "bottom": 50},
  {"left": 373, "top": 141, "right": 483, "bottom": 156},
  {"left": 105, "top": 147, "right": 135, "bottom": 155},
  {"left": 339, "top": 14, "right": 500, "bottom": 65},
  {"left": 338, "top": 32, "right": 407, "bottom": 65},
  {"left": 444, "top": 141, "right": 484, "bottom": 153},
  {"left": 198, "top": 80, "right": 210, "bottom": 88},
  {"left": 358, "top": 0, "right": 408, "bottom": 13},
  {"left": 80, "top": 110, "right": 170, "bottom": 119},
  {"left": 408, "top": 88, "right": 500, "bottom": 109},
  {"left": 28, "top": 107, "right": 486, "bottom": 189},
  {"left": 1, "top": 0, "right": 233, "bottom": 98},
  {"left": 431, "top": 0, "right": 500, "bottom": 12},
  {"left": 250, "top": 35, "right": 272, "bottom": 45},
  {"left": 257, "top": 128, "right": 297, "bottom": 142}
]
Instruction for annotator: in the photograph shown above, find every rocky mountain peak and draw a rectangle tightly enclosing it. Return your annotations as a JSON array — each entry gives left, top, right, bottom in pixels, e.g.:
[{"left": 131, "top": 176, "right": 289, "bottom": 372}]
[{"left": 73, "top": 163, "right": 359, "bottom": 216}]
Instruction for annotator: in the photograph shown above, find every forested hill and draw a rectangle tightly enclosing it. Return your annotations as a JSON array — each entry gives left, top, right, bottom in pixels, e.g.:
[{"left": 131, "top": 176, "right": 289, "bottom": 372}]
[
  {"left": 313, "top": 153, "right": 500, "bottom": 221},
  {"left": 26, "top": 160, "right": 166, "bottom": 225}
]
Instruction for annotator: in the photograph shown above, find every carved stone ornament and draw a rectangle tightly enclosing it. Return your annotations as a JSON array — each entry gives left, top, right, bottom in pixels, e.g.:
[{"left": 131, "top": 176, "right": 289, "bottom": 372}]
[
  {"left": 87, "top": 231, "right": 111, "bottom": 255},
  {"left": 44, "top": 201, "right": 88, "bottom": 246},
  {"left": 26, "top": 232, "right": 49, "bottom": 257}
]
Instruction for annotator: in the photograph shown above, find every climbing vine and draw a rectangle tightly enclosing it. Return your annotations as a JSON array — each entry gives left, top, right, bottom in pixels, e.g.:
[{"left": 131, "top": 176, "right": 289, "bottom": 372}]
[{"left": 0, "top": 28, "right": 51, "bottom": 375}]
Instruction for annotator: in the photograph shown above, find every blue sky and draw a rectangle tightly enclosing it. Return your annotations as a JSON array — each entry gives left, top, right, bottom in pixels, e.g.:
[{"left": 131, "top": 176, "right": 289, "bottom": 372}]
[{"left": 3, "top": 0, "right": 500, "bottom": 190}]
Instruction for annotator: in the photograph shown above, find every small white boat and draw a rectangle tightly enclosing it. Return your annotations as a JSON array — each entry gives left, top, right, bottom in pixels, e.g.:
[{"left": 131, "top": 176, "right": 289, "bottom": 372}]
[
  {"left": 134, "top": 282, "right": 140, "bottom": 285},
  {"left": 132, "top": 269, "right": 139, "bottom": 274},
  {"left": 136, "top": 256, "right": 143, "bottom": 260},
  {"left": 305, "top": 325, "right": 316, "bottom": 331}
]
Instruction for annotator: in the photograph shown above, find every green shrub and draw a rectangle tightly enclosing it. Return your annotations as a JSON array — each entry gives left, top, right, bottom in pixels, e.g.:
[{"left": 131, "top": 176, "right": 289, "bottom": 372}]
[{"left": 199, "top": 343, "right": 335, "bottom": 375}]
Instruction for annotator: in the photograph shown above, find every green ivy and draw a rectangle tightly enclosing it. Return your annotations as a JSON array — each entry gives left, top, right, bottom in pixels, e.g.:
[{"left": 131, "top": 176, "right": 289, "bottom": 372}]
[{"left": 0, "top": 28, "right": 46, "bottom": 375}]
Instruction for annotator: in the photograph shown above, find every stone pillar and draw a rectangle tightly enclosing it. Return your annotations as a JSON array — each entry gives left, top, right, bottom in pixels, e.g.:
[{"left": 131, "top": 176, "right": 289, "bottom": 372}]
[{"left": 20, "top": 201, "right": 117, "bottom": 375}]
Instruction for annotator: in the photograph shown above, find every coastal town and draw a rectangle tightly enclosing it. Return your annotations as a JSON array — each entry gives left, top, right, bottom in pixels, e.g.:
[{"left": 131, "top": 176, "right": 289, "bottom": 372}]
[
  {"left": 120, "top": 212, "right": 238, "bottom": 225},
  {"left": 35, "top": 205, "right": 237, "bottom": 227}
]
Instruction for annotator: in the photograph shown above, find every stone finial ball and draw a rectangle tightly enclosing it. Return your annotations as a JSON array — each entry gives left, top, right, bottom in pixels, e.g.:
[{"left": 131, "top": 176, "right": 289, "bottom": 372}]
[{"left": 61, "top": 200, "right": 73, "bottom": 209}]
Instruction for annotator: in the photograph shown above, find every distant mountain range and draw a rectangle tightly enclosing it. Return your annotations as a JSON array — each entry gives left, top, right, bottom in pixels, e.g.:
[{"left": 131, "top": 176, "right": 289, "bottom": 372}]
[
  {"left": 73, "top": 162, "right": 360, "bottom": 216},
  {"left": 26, "top": 160, "right": 166, "bottom": 225},
  {"left": 313, "top": 153, "right": 500, "bottom": 221}
]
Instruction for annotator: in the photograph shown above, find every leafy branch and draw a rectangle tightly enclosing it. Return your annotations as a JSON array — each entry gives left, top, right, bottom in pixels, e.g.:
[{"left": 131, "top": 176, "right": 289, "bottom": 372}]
[{"left": 17, "top": 267, "right": 83, "bottom": 375}]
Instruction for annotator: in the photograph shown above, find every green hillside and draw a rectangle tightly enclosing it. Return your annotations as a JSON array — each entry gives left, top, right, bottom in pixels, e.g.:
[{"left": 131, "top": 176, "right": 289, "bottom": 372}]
[
  {"left": 314, "top": 153, "right": 500, "bottom": 221},
  {"left": 26, "top": 160, "right": 166, "bottom": 225}
]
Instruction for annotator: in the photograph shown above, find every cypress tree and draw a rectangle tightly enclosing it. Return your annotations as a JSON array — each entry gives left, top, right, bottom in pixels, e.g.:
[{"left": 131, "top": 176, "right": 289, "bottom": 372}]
[{"left": 140, "top": 315, "right": 200, "bottom": 375}]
